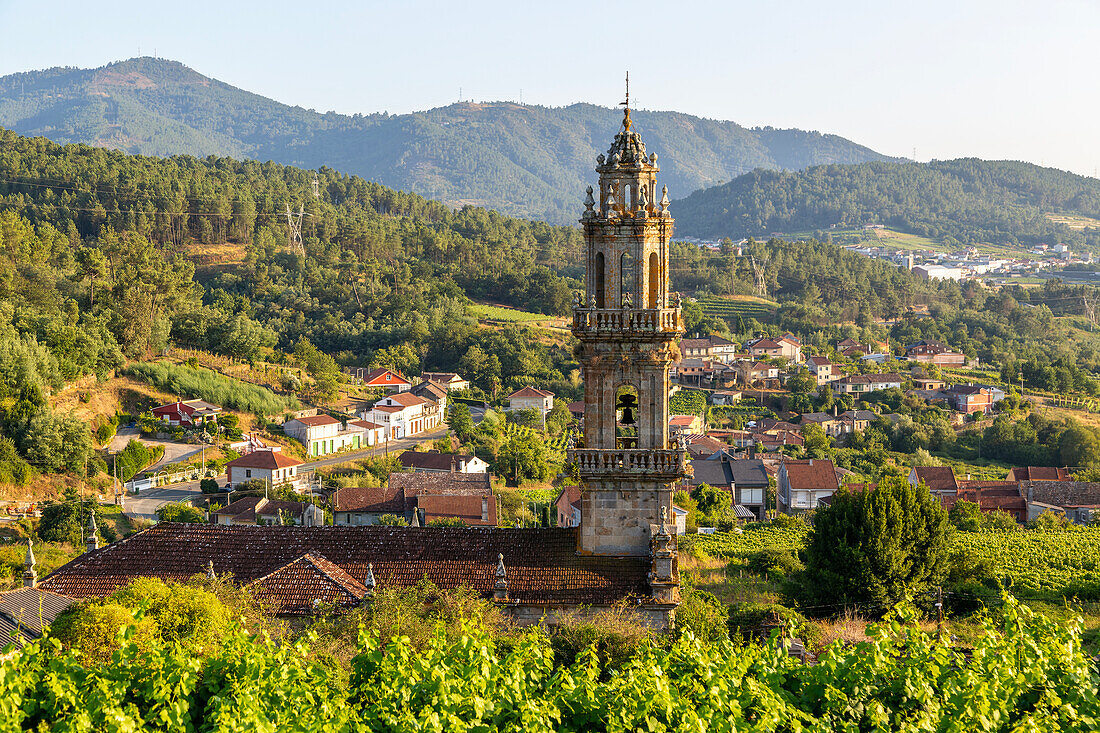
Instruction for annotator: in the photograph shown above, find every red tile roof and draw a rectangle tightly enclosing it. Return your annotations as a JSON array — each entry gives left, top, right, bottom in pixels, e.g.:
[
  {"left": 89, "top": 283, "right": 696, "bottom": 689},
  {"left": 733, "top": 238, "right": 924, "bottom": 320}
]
[
  {"left": 1009, "top": 466, "right": 1070, "bottom": 481},
  {"left": 383, "top": 392, "right": 430, "bottom": 408},
  {"left": 398, "top": 450, "right": 481, "bottom": 472},
  {"left": 362, "top": 368, "right": 411, "bottom": 386},
  {"left": 507, "top": 386, "right": 554, "bottom": 399},
  {"left": 290, "top": 414, "right": 342, "bottom": 427},
  {"left": 417, "top": 494, "right": 497, "bottom": 525},
  {"left": 389, "top": 472, "right": 492, "bottom": 496},
  {"left": 38, "top": 523, "right": 650, "bottom": 609},
  {"left": 333, "top": 486, "right": 404, "bottom": 513},
  {"left": 912, "top": 466, "right": 959, "bottom": 492},
  {"left": 224, "top": 450, "right": 302, "bottom": 470},
  {"left": 247, "top": 553, "right": 369, "bottom": 615},
  {"left": 348, "top": 419, "right": 383, "bottom": 430},
  {"left": 782, "top": 459, "right": 840, "bottom": 491}
]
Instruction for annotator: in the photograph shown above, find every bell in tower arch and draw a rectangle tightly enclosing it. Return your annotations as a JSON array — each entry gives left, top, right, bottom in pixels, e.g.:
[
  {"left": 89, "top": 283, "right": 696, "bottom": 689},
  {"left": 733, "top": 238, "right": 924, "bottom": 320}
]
[{"left": 616, "top": 392, "right": 638, "bottom": 426}]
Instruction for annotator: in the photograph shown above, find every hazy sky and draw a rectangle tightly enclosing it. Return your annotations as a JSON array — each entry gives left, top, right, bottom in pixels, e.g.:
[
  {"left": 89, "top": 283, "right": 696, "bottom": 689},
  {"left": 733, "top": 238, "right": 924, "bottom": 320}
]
[{"left": 1, "top": 0, "right": 1097, "bottom": 177}]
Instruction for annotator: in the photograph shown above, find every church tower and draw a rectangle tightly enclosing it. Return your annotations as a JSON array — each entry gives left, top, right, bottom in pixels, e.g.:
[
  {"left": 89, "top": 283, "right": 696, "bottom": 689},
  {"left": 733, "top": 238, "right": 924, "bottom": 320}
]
[{"left": 570, "top": 87, "right": 686, "bottom": 577}]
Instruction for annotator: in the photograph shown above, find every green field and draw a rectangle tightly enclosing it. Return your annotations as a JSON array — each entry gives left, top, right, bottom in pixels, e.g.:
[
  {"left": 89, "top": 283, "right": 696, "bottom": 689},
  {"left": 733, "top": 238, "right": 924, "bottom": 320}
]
[
  {"left": 695, "top": 294, "right": 777, "bottom": 321},
  {"left": 467, "top": 303, "right": 550, "bottom": 322}
]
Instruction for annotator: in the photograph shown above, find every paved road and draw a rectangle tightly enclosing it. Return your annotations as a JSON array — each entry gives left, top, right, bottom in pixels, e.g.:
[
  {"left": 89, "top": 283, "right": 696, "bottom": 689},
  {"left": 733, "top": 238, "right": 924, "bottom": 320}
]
[
  {"left": 123, "top": 426, "right": 448, "bottom": 520},
  {"left": 107, "top": 426, "right": 207, "bottom": 471}
]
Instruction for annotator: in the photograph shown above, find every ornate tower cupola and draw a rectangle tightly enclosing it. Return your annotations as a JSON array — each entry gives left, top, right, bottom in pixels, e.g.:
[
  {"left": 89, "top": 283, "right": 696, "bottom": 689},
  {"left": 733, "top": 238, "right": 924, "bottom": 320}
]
[{"left": 570, "top": 78, "right": 686, "bottom": 566}]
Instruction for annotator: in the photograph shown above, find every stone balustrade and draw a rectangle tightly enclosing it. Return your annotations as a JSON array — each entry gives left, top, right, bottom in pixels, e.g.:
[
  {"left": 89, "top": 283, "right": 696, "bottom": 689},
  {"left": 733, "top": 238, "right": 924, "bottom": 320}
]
[
  {"left": 568, "top": 448, "right": 687, "bottom": 479},
  {"left": 572, "top": 307, "right": 681, "bottom": 336}
]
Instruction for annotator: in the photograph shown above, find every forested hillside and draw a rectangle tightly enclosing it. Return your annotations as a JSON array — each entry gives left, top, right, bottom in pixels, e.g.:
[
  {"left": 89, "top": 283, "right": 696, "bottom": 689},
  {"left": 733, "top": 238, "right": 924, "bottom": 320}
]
[
  {"left": 674, "top": 159, "right": 1100, "bottom": 249},
  {"left": 0, "top": 57, "right": 894, "bottom": 223}
]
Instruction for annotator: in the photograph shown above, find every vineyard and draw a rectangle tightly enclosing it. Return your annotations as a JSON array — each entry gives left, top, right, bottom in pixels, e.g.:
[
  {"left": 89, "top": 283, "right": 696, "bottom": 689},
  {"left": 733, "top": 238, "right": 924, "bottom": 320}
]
[
  {"left": 2, "top": 599, "right": 1097, "bottom": 731},
  {"left": 693, "top": 294, "right": 777, "bottom": 322},
  {"left": 690, "top": 524, "right": 1100, "bottom": 600},
  {"left": 468, "top": 302, "right": 551, "bottom": 323}
]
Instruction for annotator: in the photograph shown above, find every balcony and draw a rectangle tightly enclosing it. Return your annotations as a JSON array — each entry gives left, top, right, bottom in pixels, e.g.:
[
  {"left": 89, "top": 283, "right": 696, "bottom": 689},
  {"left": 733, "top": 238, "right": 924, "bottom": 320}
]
[
  {"left": 569, "top": 448, "right": 687, "bottom": 481},
  {"left": 572, "top": 307, "right": 682, "bottom": 338}
]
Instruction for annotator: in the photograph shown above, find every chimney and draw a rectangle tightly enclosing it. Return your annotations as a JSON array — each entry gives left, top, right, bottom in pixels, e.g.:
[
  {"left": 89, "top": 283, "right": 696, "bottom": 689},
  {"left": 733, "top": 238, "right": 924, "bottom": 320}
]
[
  {"left": 410, "top": 507, "right": 421, "bottom": 527},
  {"left": 808, "top": 459, "right": 814, "bottom": 467},
  {"left": 86, "top": 512, "right": 100, "bottom": 553},
  {"left": 481, "top": 496, "right": 489, "bottom": 522},
  {"left": 23, "top": 538, "right": 37, "bottom": 588}
]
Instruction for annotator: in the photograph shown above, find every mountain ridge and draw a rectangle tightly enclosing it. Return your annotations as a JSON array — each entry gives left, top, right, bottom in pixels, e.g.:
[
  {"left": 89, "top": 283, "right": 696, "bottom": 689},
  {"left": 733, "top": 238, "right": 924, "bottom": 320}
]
[{"left": 0, "top": 57, "right": 897, "bottom": 223}]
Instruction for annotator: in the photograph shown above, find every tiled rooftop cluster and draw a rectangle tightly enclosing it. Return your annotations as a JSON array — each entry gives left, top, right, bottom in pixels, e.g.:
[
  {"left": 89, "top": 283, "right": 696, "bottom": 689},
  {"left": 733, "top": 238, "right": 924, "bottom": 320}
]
[{"left": 39, "top": 523, "right": 651, "bottom": 615}]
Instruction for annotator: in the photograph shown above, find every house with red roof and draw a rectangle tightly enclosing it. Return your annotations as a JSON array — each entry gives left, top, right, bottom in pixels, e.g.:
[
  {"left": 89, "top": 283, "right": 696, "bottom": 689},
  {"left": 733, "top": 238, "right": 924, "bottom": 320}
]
[
  {"left": 212, "top": 496, "right": 324, "bottom": 526},
  {"left": 224, "top": 449, "right": 304, "bottom": 490},
  {"left": 283, "top": 414, "right": 383, "bottom": 457},
  {"left": 151, "top": 399, "right": 222, "bottom": 426},
  {"left": 908, "top": 466, "right": 959, "bottom": 494},
  {"left": 344, "top": 367, "right": 412, "bottom": 393},
  {"left": 777, "top": 458, "right": 841, "bottom": 514},
  {"left": 555, "top": 485, "right": 582, "bottom": 528},
  {"left": 333, "top": 472, "right": 495, "bottom": 526},
  {"left": 506, "top": 386, "right": 555, "bottom": 415},
  {"left": 361, "top": 392, "right": 441, "bottom": 439}
]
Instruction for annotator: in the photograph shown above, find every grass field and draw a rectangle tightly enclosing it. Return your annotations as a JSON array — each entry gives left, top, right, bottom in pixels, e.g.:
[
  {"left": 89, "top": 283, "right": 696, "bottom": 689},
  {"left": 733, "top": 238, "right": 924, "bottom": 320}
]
[
  {"left": 468, "top": 302, "right": 552, "bottom": 322},
  {"left": 1047, "top": 212, "right": 1100, "bottom": 230}
]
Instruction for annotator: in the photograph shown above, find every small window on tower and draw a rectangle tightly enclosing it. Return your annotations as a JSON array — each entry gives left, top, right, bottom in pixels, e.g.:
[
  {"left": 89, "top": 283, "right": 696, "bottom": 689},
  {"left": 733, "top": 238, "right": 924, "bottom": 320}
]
[
  {"left": 595, "top": 252, "right": 606, "bottom": 308},
  {"left": 648, "top": 252, "right": 660, "bottom": 309}
]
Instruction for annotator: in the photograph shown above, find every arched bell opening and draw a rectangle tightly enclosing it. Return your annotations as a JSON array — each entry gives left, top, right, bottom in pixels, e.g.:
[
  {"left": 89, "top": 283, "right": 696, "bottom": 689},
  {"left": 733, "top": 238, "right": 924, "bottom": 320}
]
[
  {"left": 615, "top": 383, "right": 640, "bottom": 449},
  {"left": 594, "top": 251, "right": 606, "bottom": 308},
  {"left": 647, "top": 251, "right": 660, "bottom": 309},
  {"left": 620, "top": 250, "right": 635, "bottom": 308}
]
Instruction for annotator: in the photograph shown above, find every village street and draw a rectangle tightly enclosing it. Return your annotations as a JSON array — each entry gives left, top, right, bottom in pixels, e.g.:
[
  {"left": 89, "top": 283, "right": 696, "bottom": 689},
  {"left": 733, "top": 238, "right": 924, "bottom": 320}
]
[{"left": 123, "top": 424, "right": 449, "bottom": 520}]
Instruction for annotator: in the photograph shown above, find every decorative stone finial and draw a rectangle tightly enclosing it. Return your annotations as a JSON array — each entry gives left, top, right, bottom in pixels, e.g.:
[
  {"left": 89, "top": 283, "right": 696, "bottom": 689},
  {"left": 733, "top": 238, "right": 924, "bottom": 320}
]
[
  {"left": 23, "top": 538, "right": 37, "bottom": 588},
  {"left": 597, "top": 153, "right": 605, "bottom": 166},
  {"left": 639, "top": 184, "right": 650, "bottom": 213},
  {"left": 660, "top": 505, "right": 669, "bottom": 526},
  {"left": 493, "top": 553, "right": 508, "bottom": 601},
  {"left": 583, "top": 186, "right": 595, "bottom": 219},
  {"left": 365, "top": 563, "right": 376, "bottom": 591},
  {"left": 659, "top": 185, "right": 670, "bottom": 215},
  {"left": 276, "top": 510, "right": 285, "bottom": 526},
  {"left": 206, "top": 560, "right": 216, "bottom": 580},
  {"left": 410, "top": 509, "right": 420, "bottom": 527},
  {"left": 606, "top": 185, "right": 617, "bottom": 215}
]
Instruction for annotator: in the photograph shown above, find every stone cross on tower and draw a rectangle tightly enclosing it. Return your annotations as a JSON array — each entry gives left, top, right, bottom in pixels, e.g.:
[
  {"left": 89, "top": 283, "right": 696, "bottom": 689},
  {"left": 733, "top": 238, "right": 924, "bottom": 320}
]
[{"left": 569, "top": 88, "right": 686, "bottom": 563}]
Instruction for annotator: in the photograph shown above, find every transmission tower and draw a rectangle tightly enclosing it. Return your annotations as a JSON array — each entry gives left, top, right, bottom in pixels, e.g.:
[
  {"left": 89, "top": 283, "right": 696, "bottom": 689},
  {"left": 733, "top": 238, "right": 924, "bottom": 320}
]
[
  {"left": 750, "top": 255, "right": 767, "bottom": 298},
  {"left": 285, "top": 203, "right": 305, "bottom": 254},
  {"left": 311, "top": 174, "right": 320, "bottom": 200},
  {"left": 1084, "top": 293, "right": 1098, "bottom": 330}
]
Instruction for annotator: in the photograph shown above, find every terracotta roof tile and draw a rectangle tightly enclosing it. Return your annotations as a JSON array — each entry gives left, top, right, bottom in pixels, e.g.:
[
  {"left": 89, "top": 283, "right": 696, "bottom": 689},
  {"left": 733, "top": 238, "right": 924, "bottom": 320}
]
[
  {"left": 507, "top": 386, "right": 554, "bottom": 399},
  {"left": 39, "top": 523, "right": 650, "bottom": 609},
  {"left": 247, "top": 553, "right": 368, "bottom": 615},
  {"left": 782, "top": 459, "right": 840, "bottom": 491},
  {"left": 333, "top": 486, "right": 404, "bottom": 513},
  {"left": 224, "top": 450, "right": 302, "bottom": 470},
  {"left": 290, "top": 414, "right": 342, "bottom": 427}
]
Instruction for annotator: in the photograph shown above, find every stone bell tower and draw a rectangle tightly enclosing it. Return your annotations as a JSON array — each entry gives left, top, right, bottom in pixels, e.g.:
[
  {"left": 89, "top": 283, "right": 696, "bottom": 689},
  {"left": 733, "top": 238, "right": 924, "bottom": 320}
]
[{"left": 569, "top": 88, "right": 686, "bottom": 569}]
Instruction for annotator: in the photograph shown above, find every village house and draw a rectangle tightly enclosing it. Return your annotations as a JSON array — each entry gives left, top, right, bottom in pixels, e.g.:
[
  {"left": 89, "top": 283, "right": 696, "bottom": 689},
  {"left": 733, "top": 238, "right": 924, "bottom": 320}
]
[
  {"left": 942, "top": 480, "right": 1027, "bottom": 523},
  {"left": 908, "top": 466, "right": 960, "bottom": 494},
  {"left": 410, "top": 379, "right": 449, "bottom": 413},
  {"left": 945, "top": 385, "right": 995, "bottom": 414},
  {"left": 679, "top": 337, "right": 714, "bottom": 360},
  {"left": 807, "top": 356, "right": 841, "bottom": 386},
  {"left": 224, "top": 449, "right": 303, "bottom": 490},
  {"left": 1009, "top": 466, "right": 1071, "bottom": 481},
  {"left": 151, "top": 399, "right": 222, "bottom": 426},
  {"left": 283, "top": 414, "right": 382, "bottom": 457},
  {"left": 332, "top": 472, "right": 495, "bottom": 526},
  {"left": 687, "top": 456, "right": 770, "bottom": 521},
  {"left": 212, "top": 496, "right": 324, "bottom": 526},
  {"left": 685, "top": 434, "right": 730, "bottom": 460},
  {"left": 362, "top": 392, "right": 441, "bottom": 439},
  {"left": 669, "top": 414, "right": 704, "bottom": 435},
  {"left": 506, "top": 386, "right": 555, "bottom": 416},
  {"left": 736, "top": 360, "right": 780, "bottom": 386},
  {"left": 777, "top": 459, "right": 841, "bottom": 514},
  {"left": 555, "top": 484, "right": 582, "bottom": 528},
  {"left": 710, "top": 389, "right": 743, "bottom": 405},
  {"left": 834, "top": 372, "right": 904, "bottom": 395},
  {"left": 905, "top": 340, "right": 968, "bottom": 366},
  {"left": 398, "top": 450, "right": 489, "bottom": 474},
  {"left": 744, "top": 337, "right": 783, "bottom": 360},
  {"left": 420, "top": 372, "right": 470, "bottom": 392},
  {"left": 350, "top": 367, "right": 412, "bottom": 393},
  {"left": 912, "top": 376, "right": 946, "bottom": 391}
]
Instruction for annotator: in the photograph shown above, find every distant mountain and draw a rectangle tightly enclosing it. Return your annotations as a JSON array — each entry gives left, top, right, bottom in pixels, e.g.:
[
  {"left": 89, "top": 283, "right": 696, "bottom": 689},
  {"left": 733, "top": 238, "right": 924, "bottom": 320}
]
[
  {"left": 0, "top": 57, "right": 896, "bottom": 223},
  {"left": 673, "top": 159, "right": 1100, "bottom": 249}
]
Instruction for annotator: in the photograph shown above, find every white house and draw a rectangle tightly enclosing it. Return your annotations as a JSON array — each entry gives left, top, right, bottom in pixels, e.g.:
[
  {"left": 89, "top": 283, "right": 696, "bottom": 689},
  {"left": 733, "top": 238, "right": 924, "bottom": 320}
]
[
  {"left": 362, "top": 392, "right": 441, "bottom": 439},
  {"left": 421, "top": 372, "right": 470, "bottom": 392},
  {"left": 283, "top": 414, "right": 376, "bottom": 458},
  {"left": 777, "top": 459, "right": 840, "bottom": 515},
  {"left": 224, "top": 449, "right": 304, "bottom": 490},
  {"left": 506, "top": 386, "right": 555, "bottom": 415}
]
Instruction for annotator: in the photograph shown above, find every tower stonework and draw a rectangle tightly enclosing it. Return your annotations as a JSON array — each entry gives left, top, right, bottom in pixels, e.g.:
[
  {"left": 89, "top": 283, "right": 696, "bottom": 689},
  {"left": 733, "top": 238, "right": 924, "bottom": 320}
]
[{"left": 570, "top": 102, "right": 686, "bottom": 587}]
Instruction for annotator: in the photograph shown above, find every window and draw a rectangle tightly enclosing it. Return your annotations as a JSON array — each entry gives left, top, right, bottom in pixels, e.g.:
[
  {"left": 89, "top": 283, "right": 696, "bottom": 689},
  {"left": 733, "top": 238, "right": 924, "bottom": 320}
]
[
  {"left": 594, "top": 252, "right": 605, "bottom": 308},
  {"left": 245, "top": 469, "right": 252, "bottom": 478}
]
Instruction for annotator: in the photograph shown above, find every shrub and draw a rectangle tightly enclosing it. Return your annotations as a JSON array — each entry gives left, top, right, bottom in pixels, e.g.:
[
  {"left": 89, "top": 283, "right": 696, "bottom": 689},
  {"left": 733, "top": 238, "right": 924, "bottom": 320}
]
[
  {"left": 550, "top": 601, "right": 655, "bottom": 669},
  {"left": 676, "top": 587, "right": 729, "bottom": 643},
  {"left": 49, "top": 602, "right": 158, "bottom": 663},
  {"left": 727, "top": 602, "right": 808, "bottom": 643},
  {"left": 376, "top": 513, "right": 407, "bottom": 526},
  {"left": 747, "top": 548, "right": 803, "bottom": 578},
  {"left": 156, "top": 502, "right": 206, "bottom": 523},
  {"left": 772, "top": 513, "right": 807, "bottom": 530},
  {"left": 199, "top": 478, "right": 221, "bottom": 494}
]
